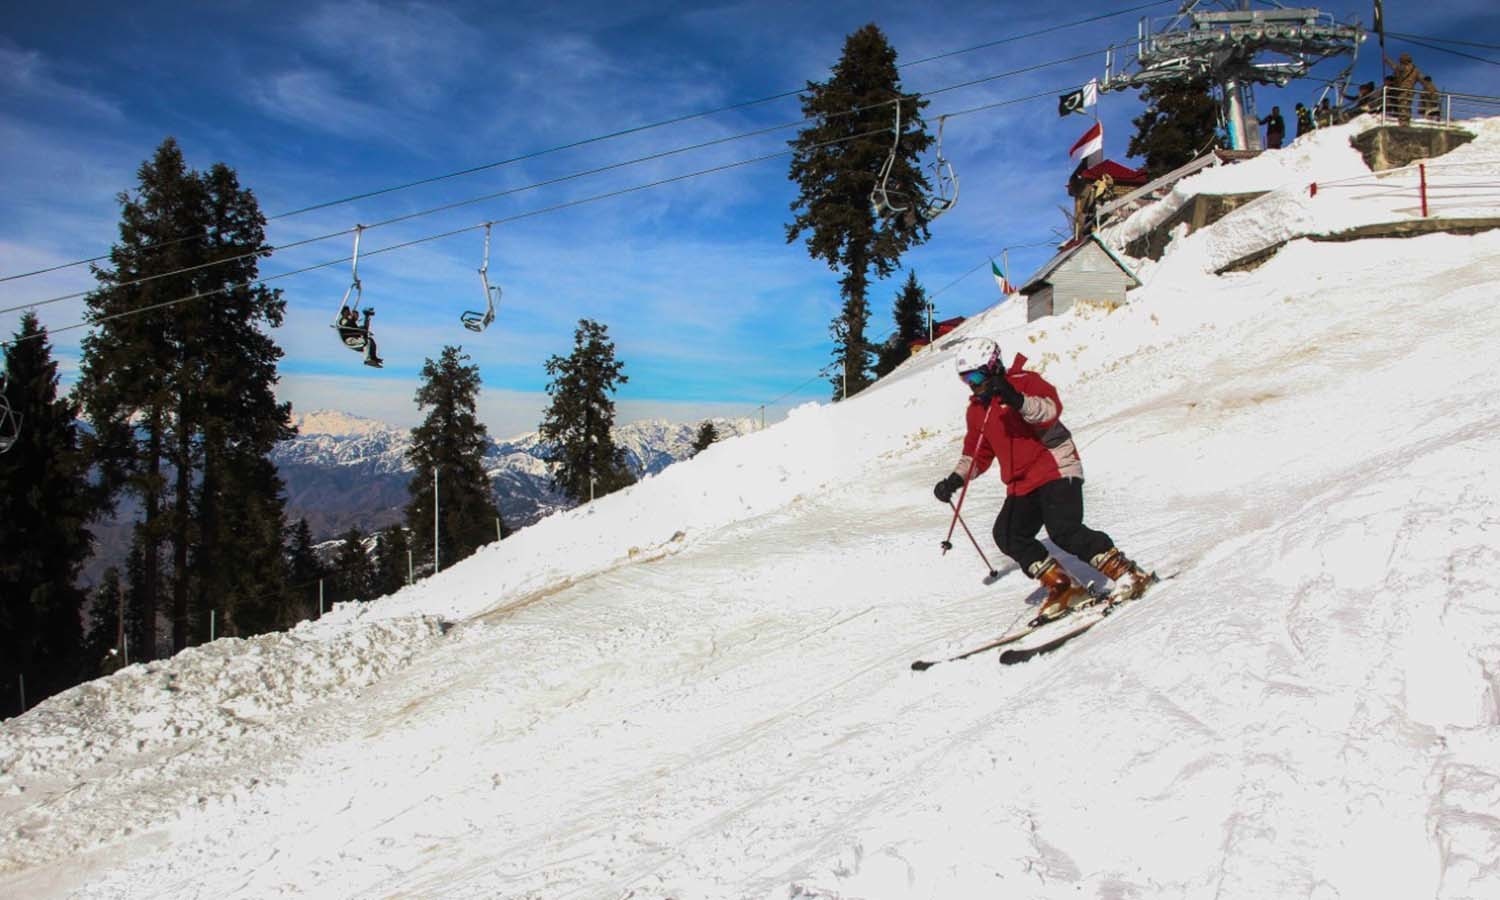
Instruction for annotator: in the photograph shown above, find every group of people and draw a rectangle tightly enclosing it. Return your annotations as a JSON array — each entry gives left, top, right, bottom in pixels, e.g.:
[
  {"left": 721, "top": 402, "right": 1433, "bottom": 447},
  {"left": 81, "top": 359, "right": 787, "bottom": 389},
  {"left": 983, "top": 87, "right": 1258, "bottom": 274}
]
[{"left": 1262, "top": 52, "right": 1442, "bottom": 149}]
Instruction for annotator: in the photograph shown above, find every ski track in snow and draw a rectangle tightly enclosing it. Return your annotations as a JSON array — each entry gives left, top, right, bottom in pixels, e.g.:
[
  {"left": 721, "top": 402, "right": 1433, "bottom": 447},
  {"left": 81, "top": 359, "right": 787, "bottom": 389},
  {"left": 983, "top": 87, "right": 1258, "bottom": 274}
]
[{"left": 3, "top": 116, "right": 1500, "bottom": 899}]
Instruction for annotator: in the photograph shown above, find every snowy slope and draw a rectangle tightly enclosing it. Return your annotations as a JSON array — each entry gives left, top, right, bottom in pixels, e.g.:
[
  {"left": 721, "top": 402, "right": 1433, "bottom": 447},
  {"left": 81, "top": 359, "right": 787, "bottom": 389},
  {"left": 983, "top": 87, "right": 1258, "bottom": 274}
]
[{"left": 3, "top": 117, "right": 1499, "bottom": 899}]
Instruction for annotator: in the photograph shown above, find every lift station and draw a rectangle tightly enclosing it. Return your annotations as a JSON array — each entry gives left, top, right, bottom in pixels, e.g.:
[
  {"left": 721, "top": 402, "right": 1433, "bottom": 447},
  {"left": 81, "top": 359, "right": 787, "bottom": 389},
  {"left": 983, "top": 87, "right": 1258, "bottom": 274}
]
[{"left": 1101, "top": 0, "right": 1366, "bottom": 150}]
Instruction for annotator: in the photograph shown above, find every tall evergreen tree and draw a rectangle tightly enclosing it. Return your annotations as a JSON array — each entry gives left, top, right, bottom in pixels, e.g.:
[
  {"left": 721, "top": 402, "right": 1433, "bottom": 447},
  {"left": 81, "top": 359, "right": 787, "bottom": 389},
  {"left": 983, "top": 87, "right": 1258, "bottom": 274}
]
[
  {"left": 82, "top": 568, "right": 126, "bottom": 678},
  {"left": 191, "top": 161, "right": 295, "bottom": 640},
  {"left": 372, "top": 524, "right": 412, "bottom": 598},
  {"left": 273, "top": 517, "right": 325, "bottom": 629},
  {"left": 691, "top": 420, "right": 720, "bottom": 456},
  {"left": 118, "top": 541, "right": 152, "bottom": 667},
  {"left": 1127, "top": 78, "right": 1223, "bottom": 179},
  {"left": 874, "top": 270, "right": 928, "bottom": 378},
  {"left": 539, "top": 319, "right": 634, "bottom": 504},
  {"left": 328, "top": 528, "right": 375, "bottom": 607},
  {"left": 405, "top": 346, "right": 505, "bottom": 572},
  {"left": 76, "top": 138, "right": 293, "bottom": 655},
  {"left": 787, "top": 23, "right": 932, "bottom": 400},
  {"left": 0, "top": 313, "right": 98, "bottom": 707}
]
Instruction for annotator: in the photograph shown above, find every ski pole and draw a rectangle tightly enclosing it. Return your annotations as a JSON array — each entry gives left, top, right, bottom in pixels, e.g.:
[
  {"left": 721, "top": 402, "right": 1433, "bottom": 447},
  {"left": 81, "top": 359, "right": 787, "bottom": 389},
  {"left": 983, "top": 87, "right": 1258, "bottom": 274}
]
[
  {"left": 947, "top": 502, "right": 999, "bottom": 579},
  {"left": 941, "top": 401, "right": 994, "bottom": 554}
]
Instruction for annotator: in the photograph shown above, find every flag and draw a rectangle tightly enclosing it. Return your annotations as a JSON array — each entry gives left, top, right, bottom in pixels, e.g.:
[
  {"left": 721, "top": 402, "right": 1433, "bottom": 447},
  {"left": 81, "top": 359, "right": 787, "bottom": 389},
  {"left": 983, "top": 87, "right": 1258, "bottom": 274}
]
[
  {"left": 1068, "top": 120, "right": 1104, "bottom": 167},
  {"left": 1057, "top": 78, "right": 1100, "bottom": 116},
  {"left": 991, "top": 259, "right": 1013, "bottom": 294}
]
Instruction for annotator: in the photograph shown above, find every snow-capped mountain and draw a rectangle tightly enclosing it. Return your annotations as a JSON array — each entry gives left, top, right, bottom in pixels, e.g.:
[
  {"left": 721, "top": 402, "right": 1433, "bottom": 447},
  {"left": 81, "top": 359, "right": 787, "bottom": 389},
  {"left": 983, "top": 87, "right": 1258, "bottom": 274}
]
[{"left": 273, "top": 410, "right": 758, "bottom": 538}]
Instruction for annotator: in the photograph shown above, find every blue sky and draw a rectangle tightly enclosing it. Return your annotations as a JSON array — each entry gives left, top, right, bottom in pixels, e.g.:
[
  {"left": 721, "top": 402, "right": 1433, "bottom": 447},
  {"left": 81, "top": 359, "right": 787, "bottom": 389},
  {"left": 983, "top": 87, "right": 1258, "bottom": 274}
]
[{"left": 1, "top": 0, "right": 1494, "bottom": 435}]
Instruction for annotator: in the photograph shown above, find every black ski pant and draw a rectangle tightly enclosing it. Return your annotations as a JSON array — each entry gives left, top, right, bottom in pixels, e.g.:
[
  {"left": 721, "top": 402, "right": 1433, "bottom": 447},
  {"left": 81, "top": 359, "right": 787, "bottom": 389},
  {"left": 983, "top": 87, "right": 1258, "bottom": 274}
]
[{"left": 992, "top": 477, "right": 1114, "bottom": 577}]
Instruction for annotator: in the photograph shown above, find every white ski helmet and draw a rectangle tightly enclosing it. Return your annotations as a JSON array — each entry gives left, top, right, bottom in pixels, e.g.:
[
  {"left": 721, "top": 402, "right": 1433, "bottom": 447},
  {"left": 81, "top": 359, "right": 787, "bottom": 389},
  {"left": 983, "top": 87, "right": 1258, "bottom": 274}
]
[{"left": 953, "top": 337, "right": 1000, "bottom": 376}]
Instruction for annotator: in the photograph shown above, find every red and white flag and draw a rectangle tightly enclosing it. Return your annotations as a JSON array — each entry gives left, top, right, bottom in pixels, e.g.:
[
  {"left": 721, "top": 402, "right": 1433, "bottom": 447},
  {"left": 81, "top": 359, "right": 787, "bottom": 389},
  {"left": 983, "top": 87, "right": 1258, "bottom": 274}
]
[{"left": 1068, "top": 120, "right": 1104, "bottom": 166}]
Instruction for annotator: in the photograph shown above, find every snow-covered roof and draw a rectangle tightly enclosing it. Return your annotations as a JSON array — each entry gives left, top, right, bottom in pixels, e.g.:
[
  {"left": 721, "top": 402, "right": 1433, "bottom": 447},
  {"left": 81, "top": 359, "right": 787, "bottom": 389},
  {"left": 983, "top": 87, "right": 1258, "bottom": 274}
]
[{"left": 1017, "top": 233, "right": 1143, "bottom": 294}]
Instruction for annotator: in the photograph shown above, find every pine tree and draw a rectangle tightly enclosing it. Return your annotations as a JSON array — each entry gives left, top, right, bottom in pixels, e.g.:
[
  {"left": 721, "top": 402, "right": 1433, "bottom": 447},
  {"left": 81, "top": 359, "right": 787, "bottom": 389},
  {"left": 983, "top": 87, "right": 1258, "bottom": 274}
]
[
  {"left": 0, "top": 313, "right": 99, "bottom": 706},
  {"left": 372, "top": 524, "right": 412, "bottom": 598},
  {"left": 405, "top": 346, "right": 505, "bottom": 572},
  {"left": 787, "top": 23, "right": 932, "bottom": 400},
  {"left": 274, "top": 518, "right": 325, "bottom": 629},
  {"left": 76, "top": 138, "right": 293, "bottom": 654},
  {"left": 328, "top": 528, "right": 375, "bottom": 606},
  {"left": 118, "top": 541, "right": 152, "bottom": 667},
  {"left": 874, "top": 270, "right": 928, "bottom": 377},
  {"left": 1127, "top": 78, "right": 1223, "bottom": 179},
  {"left": 82, "top": 568, "right": 126, "bottom": 678},
  {"left": 539, "top": 319, "right": 635, "bottom": 503},
  {"left": 691, "top": 420, "right": 720, "bottom": 455},
  {"left": 191, "top": 162, "right": 295, "bottom": 640}
]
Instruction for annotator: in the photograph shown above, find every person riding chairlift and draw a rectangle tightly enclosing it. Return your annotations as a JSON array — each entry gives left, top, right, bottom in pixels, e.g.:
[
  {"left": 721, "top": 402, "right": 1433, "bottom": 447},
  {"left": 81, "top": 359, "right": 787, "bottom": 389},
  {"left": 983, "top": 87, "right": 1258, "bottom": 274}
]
[{"left": 337, "top": 307, "right": 383, "bottom": 368}]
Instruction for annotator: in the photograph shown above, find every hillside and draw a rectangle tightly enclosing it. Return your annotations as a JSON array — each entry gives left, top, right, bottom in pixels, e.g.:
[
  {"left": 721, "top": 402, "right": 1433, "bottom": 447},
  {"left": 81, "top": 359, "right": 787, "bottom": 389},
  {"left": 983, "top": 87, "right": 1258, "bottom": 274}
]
[{"left": 1, "top": 115, "right": 1497, "bottom": 899}]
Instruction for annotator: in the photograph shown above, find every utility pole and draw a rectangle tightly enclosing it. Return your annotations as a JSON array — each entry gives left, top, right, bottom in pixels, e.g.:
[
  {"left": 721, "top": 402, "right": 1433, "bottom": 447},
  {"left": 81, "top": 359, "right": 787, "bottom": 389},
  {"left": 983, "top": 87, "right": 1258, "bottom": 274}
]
[{"left": 433, "top": 468, "right": 440, "bottom": 573}]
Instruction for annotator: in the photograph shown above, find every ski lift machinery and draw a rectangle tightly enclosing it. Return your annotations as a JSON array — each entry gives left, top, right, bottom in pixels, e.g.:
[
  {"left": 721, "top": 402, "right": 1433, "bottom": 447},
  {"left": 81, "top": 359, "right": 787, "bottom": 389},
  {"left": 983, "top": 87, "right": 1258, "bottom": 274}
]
[
  {"left": 1099, "top": 1, "right": 1364, "bottom": 151},
  {"left": 870, "top": 101, "right": 959, "bottom": 224},
  {"left": 466, "top": 223, "right": 500, "bottom": 333}
]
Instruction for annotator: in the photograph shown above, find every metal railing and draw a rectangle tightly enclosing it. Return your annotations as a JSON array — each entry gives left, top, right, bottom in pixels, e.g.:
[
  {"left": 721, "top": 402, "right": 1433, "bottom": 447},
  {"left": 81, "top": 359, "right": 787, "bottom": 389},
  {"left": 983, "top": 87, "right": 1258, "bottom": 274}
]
[{"left": 1345, "top": 87, "right": 1500, "bottom": 128}]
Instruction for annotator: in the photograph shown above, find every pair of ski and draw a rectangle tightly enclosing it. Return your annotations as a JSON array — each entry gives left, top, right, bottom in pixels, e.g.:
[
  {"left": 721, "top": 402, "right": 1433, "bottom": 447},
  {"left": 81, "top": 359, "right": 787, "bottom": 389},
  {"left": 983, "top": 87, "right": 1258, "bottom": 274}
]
[{"left": 911, "top": 578, "right": 1156, "bottom": 671}]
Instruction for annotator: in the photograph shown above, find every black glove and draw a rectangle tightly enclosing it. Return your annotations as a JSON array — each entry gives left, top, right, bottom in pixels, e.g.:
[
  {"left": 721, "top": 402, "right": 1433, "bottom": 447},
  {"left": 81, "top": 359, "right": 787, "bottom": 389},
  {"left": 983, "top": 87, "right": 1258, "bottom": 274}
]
[
  {"left": 934, "top": 472, "right": 965, "bottom": 504},
  {"left": 988, "top": 372, "right": 1024, "bottom": 409}
]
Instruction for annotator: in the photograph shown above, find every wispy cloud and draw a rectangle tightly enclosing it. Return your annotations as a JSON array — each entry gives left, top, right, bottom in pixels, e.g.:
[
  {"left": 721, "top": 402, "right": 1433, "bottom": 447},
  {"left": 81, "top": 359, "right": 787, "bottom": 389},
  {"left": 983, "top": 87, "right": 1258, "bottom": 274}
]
[
  {"left": 248, "top": 68, "right": 395, "bottom": 138},
  {"left": 0, "top": 40, "right": 126, "bottom": 123}
]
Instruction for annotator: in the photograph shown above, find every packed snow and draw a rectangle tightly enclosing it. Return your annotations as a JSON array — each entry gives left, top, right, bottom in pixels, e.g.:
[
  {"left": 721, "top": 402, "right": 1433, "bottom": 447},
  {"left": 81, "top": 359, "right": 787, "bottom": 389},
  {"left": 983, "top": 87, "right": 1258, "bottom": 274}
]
[{"left": 3, "top": 116, "right": 1499, "bottom": 899}]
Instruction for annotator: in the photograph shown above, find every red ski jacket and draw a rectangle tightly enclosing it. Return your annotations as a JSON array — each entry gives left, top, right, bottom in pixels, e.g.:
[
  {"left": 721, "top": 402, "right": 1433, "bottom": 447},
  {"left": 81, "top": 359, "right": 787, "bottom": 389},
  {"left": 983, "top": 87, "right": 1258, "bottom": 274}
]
[{"left": 950, "top": 353, "right": 1083, "bottom": 496}]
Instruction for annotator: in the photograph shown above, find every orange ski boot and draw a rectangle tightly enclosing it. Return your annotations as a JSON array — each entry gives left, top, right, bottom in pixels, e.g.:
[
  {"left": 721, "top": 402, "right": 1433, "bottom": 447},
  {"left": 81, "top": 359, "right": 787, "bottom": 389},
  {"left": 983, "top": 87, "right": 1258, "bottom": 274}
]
[
  {"left": 1093, "top": 548, "right": 1154, "bottom": 603},
  {"left": 1031, "top": 558, "right": 1093, "bottom": 623}
]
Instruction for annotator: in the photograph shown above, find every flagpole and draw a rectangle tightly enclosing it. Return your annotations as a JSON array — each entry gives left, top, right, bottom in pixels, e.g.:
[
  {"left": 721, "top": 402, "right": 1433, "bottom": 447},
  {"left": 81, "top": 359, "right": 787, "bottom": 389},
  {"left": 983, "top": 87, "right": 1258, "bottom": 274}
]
[{"left": 1003, "top": 249, "right": 1010, "bottom": 294}]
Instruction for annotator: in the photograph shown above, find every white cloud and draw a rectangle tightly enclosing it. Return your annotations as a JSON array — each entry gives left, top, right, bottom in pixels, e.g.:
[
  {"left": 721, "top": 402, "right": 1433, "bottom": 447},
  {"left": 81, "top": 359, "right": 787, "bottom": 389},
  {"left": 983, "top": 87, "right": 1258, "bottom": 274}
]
[
  {"left": 248, "top": 68, "right": 393, "bottom": 138},
  {"left": 0, "top": 40, "right": 126, "bottom": 122}
]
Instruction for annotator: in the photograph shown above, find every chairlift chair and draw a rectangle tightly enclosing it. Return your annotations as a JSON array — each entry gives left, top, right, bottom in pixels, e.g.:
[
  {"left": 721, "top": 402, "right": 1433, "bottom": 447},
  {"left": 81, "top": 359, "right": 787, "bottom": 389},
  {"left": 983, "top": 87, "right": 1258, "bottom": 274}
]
[
  {"left": 0, "top": 375, "right": 21, "bottom": 454},
  {"left": 870, "top": 103, "right": 959, "bottom": 226},
  {"left": 919, "top": 115, "right": 959, "bottom": 222},
  {"left": 870, "top": 99, "right": 914, "bottom": 221},
  {"left": 330, "top": 226, "right": 383, "bottom": 367},
  {"left": 465, "top": 224, "right": 500, "bottom": 333}
]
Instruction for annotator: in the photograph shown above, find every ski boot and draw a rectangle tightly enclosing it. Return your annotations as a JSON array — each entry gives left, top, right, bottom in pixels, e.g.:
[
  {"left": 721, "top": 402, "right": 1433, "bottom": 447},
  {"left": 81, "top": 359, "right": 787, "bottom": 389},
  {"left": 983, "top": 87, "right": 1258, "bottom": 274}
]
[
  {"left": 1093, "top": 548, "right": 1154, "bottom": 603},
  {"left": 1030, "top": 558, "right": 1094, "bottom": 625}
]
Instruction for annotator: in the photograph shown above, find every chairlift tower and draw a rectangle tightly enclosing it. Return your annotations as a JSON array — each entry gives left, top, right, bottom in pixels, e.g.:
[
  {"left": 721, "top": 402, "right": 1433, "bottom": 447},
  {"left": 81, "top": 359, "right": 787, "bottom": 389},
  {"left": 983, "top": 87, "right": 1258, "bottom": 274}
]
[{"left": 1101, "top": 0, "right": 1364, "bottom": 150}]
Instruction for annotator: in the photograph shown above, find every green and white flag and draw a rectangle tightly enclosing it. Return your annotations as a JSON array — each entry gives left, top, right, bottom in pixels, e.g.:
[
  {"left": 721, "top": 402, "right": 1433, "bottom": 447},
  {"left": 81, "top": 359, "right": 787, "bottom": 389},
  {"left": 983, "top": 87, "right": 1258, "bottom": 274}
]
[{"left": 992, "top": 259, "right": 1013, "bottom": 294}]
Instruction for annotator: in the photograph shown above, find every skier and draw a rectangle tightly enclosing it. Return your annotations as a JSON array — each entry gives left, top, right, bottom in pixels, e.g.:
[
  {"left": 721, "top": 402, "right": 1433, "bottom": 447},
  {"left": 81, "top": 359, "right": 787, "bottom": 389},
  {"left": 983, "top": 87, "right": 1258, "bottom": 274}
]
[{"left": 932, "top": 337, "right": 1151, "bottom": 622}]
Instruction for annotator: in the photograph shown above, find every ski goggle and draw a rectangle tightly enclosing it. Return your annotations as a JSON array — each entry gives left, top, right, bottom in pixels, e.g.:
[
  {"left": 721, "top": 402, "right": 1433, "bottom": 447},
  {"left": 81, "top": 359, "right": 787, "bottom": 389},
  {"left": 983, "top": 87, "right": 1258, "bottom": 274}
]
[{"left": 959, "top": 369, "right": 988, "bottom": 387}]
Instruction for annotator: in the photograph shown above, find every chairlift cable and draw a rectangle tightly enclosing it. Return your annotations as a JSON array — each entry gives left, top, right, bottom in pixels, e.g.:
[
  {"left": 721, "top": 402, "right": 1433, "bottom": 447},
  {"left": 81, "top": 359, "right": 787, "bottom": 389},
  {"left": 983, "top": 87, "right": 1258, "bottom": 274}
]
[
  {"left": 4, "top": 46, "right": 1110, "bottom": 319},
  {"left": 0, "top": 0, "right": 1178, "bottom": 285},
  {"left": 2, "top": 84, "right": 1079, "bottom": 349},
  {"left": 1387, "top": 34, "right": 1500, "bottom": 67},
  {"left": 1384, "top": 32, "right": 1500, "bottom": 53}
]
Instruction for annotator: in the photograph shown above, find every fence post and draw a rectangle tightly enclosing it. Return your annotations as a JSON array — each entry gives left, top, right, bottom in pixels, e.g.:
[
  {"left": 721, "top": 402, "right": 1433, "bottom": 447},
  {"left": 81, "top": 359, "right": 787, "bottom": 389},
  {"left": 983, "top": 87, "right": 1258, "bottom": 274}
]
[
  {"left": 319, "top": 579, "right": 325, "bottom": 617},
  {"left": 210, "top": 609, "right": 216, "bottom": 642},
  {"left": 1419, "top": 163, "right": 1428, "bottom": 217},
  {"left": 407, "top": 550, "right": 414, "bottom": 585},
  {"left": 497, "top": 517, "right": 503, "bottom": 542}
]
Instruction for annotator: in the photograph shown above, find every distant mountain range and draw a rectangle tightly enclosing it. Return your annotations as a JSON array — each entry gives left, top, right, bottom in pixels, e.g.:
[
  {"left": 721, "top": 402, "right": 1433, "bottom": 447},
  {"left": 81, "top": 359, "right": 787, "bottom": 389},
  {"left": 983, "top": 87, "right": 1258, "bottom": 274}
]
[
  {"left": 78, "top": 410, "right": 757, "bottom": 585},
  {"left": 273, "top": 410, "right": 759, "bottom": 540}
]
